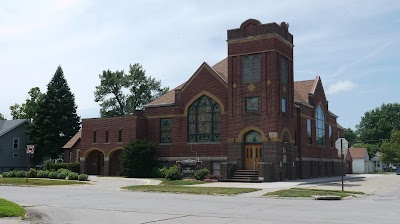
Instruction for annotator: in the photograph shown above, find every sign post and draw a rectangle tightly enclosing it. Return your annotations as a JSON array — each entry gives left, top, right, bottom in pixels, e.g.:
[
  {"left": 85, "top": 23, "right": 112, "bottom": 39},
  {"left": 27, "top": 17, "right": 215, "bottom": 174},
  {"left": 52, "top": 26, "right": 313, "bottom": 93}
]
[
  {"left": 335, "top": 138, "right": 348, "bottom": 192},
  {"left": 26, "top": 145, "right": 35, "bottom": 183}
]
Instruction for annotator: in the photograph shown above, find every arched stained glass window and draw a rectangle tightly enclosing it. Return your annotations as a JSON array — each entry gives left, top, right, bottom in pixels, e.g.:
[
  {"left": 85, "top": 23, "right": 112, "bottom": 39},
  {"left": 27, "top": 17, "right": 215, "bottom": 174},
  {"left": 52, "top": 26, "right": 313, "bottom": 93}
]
[
  {"left": 245, "top": 131, "right": 261, "bottom": 143},
  {"left": 315, "top": 105, "right": 325, "bottom": 146},
  {"left": 188, "top": 96, "right": 221, "bottom": 142}
]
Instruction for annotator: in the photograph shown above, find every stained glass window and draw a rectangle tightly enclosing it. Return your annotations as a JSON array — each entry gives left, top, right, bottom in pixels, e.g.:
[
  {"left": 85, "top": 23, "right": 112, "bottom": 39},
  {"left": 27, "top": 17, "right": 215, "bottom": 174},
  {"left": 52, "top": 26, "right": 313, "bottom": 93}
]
[
  {"left": 245, "top": 131, "right": 261, "bottom": 143},
  {"left": 188, "top": 96, "right": 221, "bottom": 142},
  {"left": 316, "top": 105, "right": 325, "bottom": 146},
  {"left": 160, "top": 118, "right": 172, "bottom": 143},
  {"left": 307, "top": 119, "right": 312, "bottom": 144},
  {"left": 246, "top": 97, "right": 259, "bottom": 112},
  {"left": 242, "top": 54, "right": 261, "bottom": 82}
]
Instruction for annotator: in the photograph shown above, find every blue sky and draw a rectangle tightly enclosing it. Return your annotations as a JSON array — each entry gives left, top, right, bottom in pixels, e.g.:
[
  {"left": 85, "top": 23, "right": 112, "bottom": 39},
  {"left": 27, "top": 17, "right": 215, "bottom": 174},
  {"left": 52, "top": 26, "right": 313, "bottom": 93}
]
[{"left": 1, "top": 0, "right": 399, "bottom": 130}]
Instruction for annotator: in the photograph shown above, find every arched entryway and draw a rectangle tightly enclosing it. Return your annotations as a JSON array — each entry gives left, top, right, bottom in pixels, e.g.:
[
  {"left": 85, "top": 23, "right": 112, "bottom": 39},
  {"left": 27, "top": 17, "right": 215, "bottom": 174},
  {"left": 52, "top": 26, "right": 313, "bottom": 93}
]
[
  {"left": 244, "top": 131, "right": 262, "bottom": 170},
  {"left": 86, "top": 150, "right": 104, "bottom": 175},
  {"left": 109, "top": 149, "right": 123, "bottom": 176}
]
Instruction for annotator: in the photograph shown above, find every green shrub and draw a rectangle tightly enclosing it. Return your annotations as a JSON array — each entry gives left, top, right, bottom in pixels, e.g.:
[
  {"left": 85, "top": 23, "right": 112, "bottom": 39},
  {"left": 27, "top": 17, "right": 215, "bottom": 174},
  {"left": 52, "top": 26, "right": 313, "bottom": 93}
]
[
  {"left": 57, "top": 168, "right": 71, "bottom": 175},
  {"left": 27, "top": 169, "right": 37, "bottom": 178},
  {"left": 44, "top": 160, "right": 80, "bottom": 173},
  {"left": 150, "top": 167, "right": 166, "bottom": 178},
  {"left": 16, "top": 170, "right": 26, "bottom": 178},
  {"left": 164, "top": 165, "right": 183, "bottom": 180},
  {"left": 194, "top": 168, "right": 209, "bottom": 180},
  {"left": 1, "top": 171, "right": 11, "bottom": 178},
  {"left": 49, "top": 171, "right": 58, "bottom": 179},
  {"left": 56, "top": 172, "right": 67, "bottom": 179},
  {"left": 67, "top": 172, "right": 79, "bottom": 180},
  {"left": 121, "top": 140, "right": 158, "bottom": 177},
  {"left": 37, "top": 170, "right": 50, "bottom": 178},
  {"left": 78, "top": 174, "right": 88, "bottom": 181},
  {"left": 8, "top": 170, "right": 18, "bottom": 178}
]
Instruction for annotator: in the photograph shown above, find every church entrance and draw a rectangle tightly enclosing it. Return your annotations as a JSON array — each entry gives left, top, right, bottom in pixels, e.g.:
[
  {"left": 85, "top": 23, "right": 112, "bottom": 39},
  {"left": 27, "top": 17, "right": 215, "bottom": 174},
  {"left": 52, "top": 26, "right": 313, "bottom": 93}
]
[{"left": 244, "top": 131, "right": 262, "bottom": 170}]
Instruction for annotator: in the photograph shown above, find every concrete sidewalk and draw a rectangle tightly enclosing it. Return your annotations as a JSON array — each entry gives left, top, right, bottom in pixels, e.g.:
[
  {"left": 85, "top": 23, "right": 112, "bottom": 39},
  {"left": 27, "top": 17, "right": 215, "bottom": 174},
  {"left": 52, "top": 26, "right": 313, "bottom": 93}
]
[{"left": 190, "top": 174, "right": 386, "bottom": 197}]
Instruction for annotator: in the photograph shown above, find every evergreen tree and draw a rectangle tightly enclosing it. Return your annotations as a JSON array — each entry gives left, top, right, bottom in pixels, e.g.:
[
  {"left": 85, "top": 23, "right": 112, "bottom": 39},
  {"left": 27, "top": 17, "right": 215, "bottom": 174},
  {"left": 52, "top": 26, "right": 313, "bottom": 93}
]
[{"left": 29, "top": 66, "right": 80, "bottom": 163}]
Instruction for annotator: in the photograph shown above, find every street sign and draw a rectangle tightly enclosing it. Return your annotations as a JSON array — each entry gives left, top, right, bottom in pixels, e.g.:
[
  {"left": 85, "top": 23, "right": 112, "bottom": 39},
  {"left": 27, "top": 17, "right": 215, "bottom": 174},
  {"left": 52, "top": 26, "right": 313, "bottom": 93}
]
[
  {"left": 335, "top": 138, "right": 348, "bottom": 153},
  {"left": 26, "top": 145, "right": 35, "bottom": 154}
]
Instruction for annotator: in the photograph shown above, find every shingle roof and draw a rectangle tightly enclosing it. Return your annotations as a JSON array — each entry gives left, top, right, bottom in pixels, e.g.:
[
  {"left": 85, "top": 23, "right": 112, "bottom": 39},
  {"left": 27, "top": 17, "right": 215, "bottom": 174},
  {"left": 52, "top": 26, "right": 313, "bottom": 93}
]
[
  {"left": 211, "top": 58, "right": 228, "bottom": 82},
  {"left": 145, "top": 83, "right": 185, "bottom": 108},
  {"left": 145, "top": 60, "right": 326, "bottom": 109},
  {"left": 0, "top": 119, "right": 29, "bottom": 137},
  {"left": 293, "top": 79, "right": 315, "bottom": 105},
  {"left": 349, "top": 148, "right": 368, "bottom": 159},
  {"left": 62, "top": 131, "right": 81, "bottom": 149}
]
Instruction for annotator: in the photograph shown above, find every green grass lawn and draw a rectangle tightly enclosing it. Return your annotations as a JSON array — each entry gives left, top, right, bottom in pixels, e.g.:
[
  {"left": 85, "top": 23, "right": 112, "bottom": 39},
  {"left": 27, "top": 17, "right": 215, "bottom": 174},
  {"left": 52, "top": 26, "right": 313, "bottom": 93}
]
[
  {"left": 0, "top": 178, "right": 89, "bottom": 186},
  {"left": 264, "top": 188, "right": 365, "bottom": 198},
  {"left": 0, "top": 198, "right": 25, "bottom": 219},
  {"left": 153, "top": 178, "right": 207, "bottom": 186},
  {"left": 123, "top": 185, "right": 260, "bottom": 195}
]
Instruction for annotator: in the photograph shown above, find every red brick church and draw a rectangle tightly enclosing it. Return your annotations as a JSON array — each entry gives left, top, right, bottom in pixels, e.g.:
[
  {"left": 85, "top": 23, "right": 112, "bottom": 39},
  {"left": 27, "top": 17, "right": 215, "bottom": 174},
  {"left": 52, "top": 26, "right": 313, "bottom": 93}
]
[{"left": 63, "top": 19, "right": 344, "bottom": 181}]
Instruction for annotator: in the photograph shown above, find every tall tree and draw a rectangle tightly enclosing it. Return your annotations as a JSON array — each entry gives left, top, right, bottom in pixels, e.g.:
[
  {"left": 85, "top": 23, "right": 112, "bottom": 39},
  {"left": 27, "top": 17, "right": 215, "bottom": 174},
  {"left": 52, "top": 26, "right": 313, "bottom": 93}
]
[
  {"left": 10, "top": 87, "right": 45, "bottom": 120},
  {"left": 380, "top": 130, "right": 400, "bottom": 165},
  {"left": 356, "top": 103, "right": 400, "bottom": 145},
  {"left": 352, "top": 143, "right": 380, "bottom": 159},
  {"left": 0, "top": 113, "right": 5, "bottom": 120},
  {"left": 29, "top": 66, "right": 80, "bottom": 163},
  {"left": 343, "top": 128, "right": 358, "bottom": 146},
  {"left": 94, "top": 63, "right": 169, "bottom": 117}
]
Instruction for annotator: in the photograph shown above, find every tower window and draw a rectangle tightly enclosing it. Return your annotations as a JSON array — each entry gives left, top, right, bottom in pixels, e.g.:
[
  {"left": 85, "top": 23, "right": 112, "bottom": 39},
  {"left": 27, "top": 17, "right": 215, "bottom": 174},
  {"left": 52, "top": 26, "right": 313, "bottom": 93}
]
[
  {"left": 105, "top": 129, "right": 109, "bottom": 143},
  {"left": 281, "top": 97, "right": 287, "bottom": 113},
  {"left": 246, "top": 97, "right": 259, "bottom": 112},
  {"left": 93, "top": 130, "right": 97, "bottom": 143},
  {"left": 280, "top": 56, "right": 289, "bottom": 84},
  {"left": 242, "top": 54, "right": 261, "bottom": 82}
]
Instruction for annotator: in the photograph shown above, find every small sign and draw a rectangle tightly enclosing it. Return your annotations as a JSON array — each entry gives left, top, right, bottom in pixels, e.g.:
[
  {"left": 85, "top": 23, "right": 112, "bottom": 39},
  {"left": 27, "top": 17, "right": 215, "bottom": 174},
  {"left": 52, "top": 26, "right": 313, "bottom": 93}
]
[
  {"left": 26, "top": 145, "right": 35, "bottom": 154},
  {"left": 335, "top": 138, "right": 348, "bottom": 153}
]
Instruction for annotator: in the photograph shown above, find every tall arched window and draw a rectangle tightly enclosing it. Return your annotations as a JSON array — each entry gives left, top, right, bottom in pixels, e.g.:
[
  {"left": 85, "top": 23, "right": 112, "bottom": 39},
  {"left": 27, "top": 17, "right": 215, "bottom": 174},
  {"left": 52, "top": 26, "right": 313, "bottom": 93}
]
[
  {"left": 188, "top": 95, "right": 221, "bottom": 142},
  {"left": 315, "top": 105, "right": 325, "bottom": 146}
]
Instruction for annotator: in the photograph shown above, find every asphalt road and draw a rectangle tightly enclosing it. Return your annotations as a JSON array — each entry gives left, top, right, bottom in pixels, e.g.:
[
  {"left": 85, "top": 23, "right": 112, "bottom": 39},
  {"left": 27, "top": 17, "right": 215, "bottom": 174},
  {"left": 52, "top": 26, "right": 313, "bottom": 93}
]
[{"left": 0, "top": 176, "right": 399, "bottom": 224}]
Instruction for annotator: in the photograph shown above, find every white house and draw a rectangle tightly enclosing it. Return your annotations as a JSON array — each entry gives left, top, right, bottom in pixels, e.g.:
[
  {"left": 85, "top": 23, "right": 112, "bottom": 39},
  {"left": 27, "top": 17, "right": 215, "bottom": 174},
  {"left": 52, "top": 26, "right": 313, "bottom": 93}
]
[
  {"left": 369, "top": 153, "right": 388, "bottom": 172},
  {"left": 349, "top": 148, "right": 369, "bottom": 173}
]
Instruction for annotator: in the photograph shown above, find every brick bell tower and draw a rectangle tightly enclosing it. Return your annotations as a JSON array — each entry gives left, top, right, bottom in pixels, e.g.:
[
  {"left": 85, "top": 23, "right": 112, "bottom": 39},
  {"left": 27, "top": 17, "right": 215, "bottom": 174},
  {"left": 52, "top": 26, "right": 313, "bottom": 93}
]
[{"left": 223, "top": 19, "right": 295, "bottom": 181}]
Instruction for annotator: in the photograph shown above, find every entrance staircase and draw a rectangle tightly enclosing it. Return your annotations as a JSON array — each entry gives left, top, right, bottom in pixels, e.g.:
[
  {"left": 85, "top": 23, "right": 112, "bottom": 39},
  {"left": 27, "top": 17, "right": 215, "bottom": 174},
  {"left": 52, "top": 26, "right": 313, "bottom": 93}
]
[{"left": 220, "top": 170, "right": 262, "bottom": 183}]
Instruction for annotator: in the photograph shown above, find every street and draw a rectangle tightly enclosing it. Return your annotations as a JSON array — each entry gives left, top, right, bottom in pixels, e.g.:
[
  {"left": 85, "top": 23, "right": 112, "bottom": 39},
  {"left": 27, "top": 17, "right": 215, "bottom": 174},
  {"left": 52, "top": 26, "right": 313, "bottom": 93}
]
[{"left": 0, "top": 175, "right": 399, "bottom": 224}]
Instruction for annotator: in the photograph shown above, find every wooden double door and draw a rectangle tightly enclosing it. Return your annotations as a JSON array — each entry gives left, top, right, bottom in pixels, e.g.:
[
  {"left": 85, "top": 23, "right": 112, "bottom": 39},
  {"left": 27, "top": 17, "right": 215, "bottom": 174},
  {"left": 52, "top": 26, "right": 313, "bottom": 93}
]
[{"left": 244, "top": 144, "right": 262, "bottom": 170}]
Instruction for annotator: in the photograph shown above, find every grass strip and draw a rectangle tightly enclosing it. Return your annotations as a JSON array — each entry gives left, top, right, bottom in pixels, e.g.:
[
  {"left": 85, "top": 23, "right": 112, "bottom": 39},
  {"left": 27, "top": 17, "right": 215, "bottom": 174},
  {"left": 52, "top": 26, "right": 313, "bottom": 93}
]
[
  {"left": 0, "top": 178, "right": 88, "bottom": 186},
  {"left": 123, "top": 185, "right": 260, "bottom": 195},
  {"left": 153, "top": 178, "right": 207, "bottom": 186},
  {"left": 264, "top": 187, "right": 365, "bottom": 198},
  {"left": 0, "top": 198, "right": 25, "bottom": 218}
]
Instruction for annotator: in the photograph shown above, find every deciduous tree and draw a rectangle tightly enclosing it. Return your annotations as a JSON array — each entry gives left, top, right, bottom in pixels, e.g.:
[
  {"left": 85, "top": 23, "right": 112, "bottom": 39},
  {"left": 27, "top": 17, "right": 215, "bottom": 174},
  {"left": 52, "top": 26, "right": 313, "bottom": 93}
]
[
  {"left": 380, "top": 130, "right": 400, "bottom": 165},
  {"left": 356, "top": 103, "right": 400, "bottom": 145},
  {"left": 94, "top": 63, "right": 169, "bottom": 117},
  {"left": 10, "top": 87, "right": 44, "bottom": 120},
  {"left": 0, "top": 113, "right": 5, "bottom": 120}
]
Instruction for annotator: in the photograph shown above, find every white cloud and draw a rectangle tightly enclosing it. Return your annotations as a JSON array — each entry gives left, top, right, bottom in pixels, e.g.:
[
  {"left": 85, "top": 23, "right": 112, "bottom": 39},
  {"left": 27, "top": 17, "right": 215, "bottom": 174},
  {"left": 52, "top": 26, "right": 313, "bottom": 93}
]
[{"left": 327, "top": 80, "right": 357, "bottom": 95}]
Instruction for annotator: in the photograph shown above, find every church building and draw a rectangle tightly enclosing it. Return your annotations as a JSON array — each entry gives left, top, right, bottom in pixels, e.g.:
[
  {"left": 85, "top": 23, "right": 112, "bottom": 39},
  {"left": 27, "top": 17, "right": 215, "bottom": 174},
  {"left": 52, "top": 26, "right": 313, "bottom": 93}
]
[{"left": 68, "top": 19, "right": 344, "bottom": 181}]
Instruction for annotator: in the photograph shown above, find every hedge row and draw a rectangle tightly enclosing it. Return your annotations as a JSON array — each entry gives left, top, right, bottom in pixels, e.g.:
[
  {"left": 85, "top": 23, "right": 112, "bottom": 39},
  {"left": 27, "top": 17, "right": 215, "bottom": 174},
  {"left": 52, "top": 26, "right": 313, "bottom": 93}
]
[
  {"left": 44, "top": 162, "right": 80, "bottom": 173},
  {"left": 1, "top": 169, "right": 89, "bottom": 181}
]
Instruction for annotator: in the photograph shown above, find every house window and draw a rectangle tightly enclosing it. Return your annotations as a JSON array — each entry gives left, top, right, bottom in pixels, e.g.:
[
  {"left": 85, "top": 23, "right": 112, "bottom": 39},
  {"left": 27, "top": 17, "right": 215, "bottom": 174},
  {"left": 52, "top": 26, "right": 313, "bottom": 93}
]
[
  {"left": 329, "top": 125, "right": 333, "bottom": 147},
  {"left": 160, "top": 118, "right": 172, "bottom": 143},
  {"left": 280, "top": 56, "right": 289, "bottom": 84},
  {"left": 76, "top": 149, "right": 81, "bottom": 162},
  {"left": 316, "top": 105, "right": 325, "bottom": 146},
  {"left": 307, "top": 119, "right": 312, "bottom": 144},
  {"left": 118, "top": 129, "right": 122, "bottom": 142},
  {"left": 13, "top": 138, "right": 19, "bottom": 149},
  {"left": 212, "top": 162, "right": 221, "bottom": 176},
  {"left": 246, "top": 97, "right": 259, "bottom": 112},
  {"left": 13, "top": 153, "right": 19, "bottom": 158},
  {"left": 105, "top": 129, "right": 109, "bottom": 143},
  {"left": 93, "top": 130, "right": 97, "bottom": 143},
  {"left": 188, "top": 95, "right": 221, "bottom": 142},
  {"left": 281, "top": 97, "right": 287, "bottom": 113},
  {"left": 242, "top": 54, "right": 261, "bottom": 82}
]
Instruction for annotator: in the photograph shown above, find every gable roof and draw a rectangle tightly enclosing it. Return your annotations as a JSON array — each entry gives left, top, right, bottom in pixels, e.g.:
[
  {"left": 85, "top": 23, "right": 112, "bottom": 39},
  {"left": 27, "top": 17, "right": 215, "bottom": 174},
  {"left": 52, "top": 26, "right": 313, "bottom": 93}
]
[
  {"left": 0, "top": 119, "right": 29, "bottom": 137},
  {"left": 293, "top": 79, "right": 315, "bottom": 105},
  {"left": 62, "top": 131, "right": 81, "bottom": 149},
  {"left": 349, "top": 148, "right": 368, "bottom": 159},
  {"left": 145, "top": 60, "right": 228, "bottom": 108}
]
